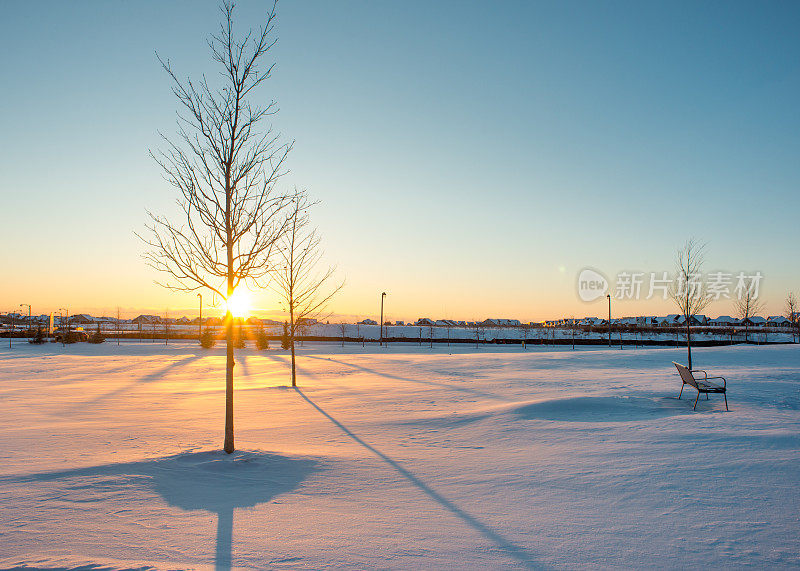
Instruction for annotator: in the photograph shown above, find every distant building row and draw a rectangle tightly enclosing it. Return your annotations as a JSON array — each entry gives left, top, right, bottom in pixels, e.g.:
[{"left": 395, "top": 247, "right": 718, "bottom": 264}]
[{"left": 547, "top": 315, "right": 796, "bottom": 328}]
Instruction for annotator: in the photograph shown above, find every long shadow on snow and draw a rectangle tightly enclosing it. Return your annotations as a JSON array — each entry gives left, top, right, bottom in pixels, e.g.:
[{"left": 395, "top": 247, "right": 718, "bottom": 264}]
[
  {"left": 1, "top": 450, "right": 319, "bottom": 571},
  {"left": 295, "top": 387, "right": 542, "bottom": 569},
  {"left": 304, "top": 355, "right": 510, "bottom": 401},
  {"left": 63, "top": 355, "right": 203, "bottom": 412}
]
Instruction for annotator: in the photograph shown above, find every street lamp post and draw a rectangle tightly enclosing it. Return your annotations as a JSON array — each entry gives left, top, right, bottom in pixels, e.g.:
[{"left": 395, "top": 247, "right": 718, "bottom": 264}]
[
  {"left": 197, "top": 293, "right": 203, "bottom": 341},
  {"left": 379, "top": 292, "right": 387, "bottom": 347},
  {"left": 20, "top": 304, "right": 31, "bottom": 338},
  {"left": 606, "top": 294, "right": 611, "bottom": 347}
]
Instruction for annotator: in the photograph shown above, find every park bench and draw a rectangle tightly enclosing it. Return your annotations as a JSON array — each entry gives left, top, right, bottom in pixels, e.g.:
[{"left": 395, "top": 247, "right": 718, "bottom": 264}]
[{"left": 673, "top": 361, "right": 728, "bottom": 411}]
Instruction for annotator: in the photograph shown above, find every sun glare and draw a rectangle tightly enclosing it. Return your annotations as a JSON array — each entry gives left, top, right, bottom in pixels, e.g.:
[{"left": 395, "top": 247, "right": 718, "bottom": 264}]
[{"left": 226, "top": 290, "right": 251, "bottom": 317}]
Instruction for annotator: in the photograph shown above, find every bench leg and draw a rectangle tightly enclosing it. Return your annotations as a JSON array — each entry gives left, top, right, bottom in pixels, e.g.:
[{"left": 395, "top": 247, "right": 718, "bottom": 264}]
[
  {"left": 724, "top": 393, "right": 728, "bottom": 412},
  {"left": 694, "top": 391, "right": 700, "bottom": 410},
  {"left": 678, "top": 384, "right": 683, "bottom": 399},
  {"left": 706, "top": 392, "right": 709, "bottom": 400}
]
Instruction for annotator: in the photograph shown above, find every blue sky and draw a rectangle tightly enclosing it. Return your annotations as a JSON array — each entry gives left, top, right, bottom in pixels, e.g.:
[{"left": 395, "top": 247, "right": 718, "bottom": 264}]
[{"left": 1, "top": 1, "right": 798, "bottom": 321}]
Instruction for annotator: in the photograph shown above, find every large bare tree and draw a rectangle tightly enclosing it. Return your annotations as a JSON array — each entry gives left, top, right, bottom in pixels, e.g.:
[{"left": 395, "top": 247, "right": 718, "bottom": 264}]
[
  {"left": 271, "top": 191, "right": 343, "bottom": 387},
  {"left": 140, "top": 1, "right": 290, "bottom": 453},
  {"left": 670, "top": 239, "right": 711, "bottom": 369}
]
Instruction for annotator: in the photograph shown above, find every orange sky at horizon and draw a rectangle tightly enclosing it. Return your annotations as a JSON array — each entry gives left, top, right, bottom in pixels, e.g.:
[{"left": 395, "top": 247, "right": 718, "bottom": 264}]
[{"left": 1, "top": 265, "right": 786, "bottom": 324}]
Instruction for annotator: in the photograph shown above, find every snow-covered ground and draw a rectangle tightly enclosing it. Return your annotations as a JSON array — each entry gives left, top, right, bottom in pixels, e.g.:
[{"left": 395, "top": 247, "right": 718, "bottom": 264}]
[{"left": 0, "top": 341, "right": 798, "bottom": 569}]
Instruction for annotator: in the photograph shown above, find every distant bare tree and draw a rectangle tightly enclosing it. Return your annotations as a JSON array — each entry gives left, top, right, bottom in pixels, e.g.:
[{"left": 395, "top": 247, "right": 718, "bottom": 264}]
[
  {"left": 735, "top": 288, "right": 764, "bottom": 344},
  {"left": 786, "top": 292, "right": 798, "bottom": 343},
  {"left": 270, "top": 191, "right": 343, "bottom": 386},
  {"left": 670, "top": 239, "right": 712, "bottom": 369},
  {"left": 139, "top": 1, "right": 291, "bottom": 453},
  {"left": 339, "top": 322, "right": 347, "bottom": 347}
]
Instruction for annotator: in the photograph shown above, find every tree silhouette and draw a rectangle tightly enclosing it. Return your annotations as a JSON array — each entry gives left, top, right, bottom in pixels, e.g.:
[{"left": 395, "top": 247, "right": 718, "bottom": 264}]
[
  {"left": 271, "top": 191, "right": 343, "bottom": 386},
  {"left": 139, "top": 1, "right": 290, "bottom": 453},
  {"left": 670, "top": 240, "right": 711, "bottom": 369}
]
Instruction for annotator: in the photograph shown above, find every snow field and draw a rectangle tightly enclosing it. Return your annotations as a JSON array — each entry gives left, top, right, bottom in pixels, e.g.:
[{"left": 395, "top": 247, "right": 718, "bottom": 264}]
[{"left": 0, "top": 342, "right": 798, "bottom": 569}]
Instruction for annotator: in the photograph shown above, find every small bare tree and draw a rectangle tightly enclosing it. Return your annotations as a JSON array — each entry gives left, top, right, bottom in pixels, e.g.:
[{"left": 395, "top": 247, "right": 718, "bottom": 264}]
[
  {"left": 139, "top": 1, "right": 291, "bottom": 453},
  {"left": 786, "top": 292, "right": 798, "bottom": 343},
  {"left": 735, "top": 288, "right": 764, "bottom": 344},
  {"left": 271, "top": 191, "right": 343, "bottom": 386},
  {"left": 670, "top": 240, "right": 712, "bottom": 369}
]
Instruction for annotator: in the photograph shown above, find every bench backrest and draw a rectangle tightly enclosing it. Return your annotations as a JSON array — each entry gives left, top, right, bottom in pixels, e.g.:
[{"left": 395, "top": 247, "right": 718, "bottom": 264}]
[{"left": 673, "top": 361, "right": 698, "bottom": 389}]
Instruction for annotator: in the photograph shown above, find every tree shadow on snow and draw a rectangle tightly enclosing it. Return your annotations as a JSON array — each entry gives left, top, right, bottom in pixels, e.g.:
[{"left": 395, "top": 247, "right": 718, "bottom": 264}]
[
  {"left": 1, "top": 450, "right": 319, "bottom": 571},
  {"left": 304, "top": 355, "right": 510, "bottom": 401},
  {"left": 62, "top": 355, "right": 203, "bottom": 413},
  {"left": 295, "top": 387, "right": 542, "bottom": 569}
]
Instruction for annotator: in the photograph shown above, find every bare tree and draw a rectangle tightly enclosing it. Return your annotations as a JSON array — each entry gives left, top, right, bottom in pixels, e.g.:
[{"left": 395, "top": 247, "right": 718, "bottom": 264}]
[
  {"left": 139, "top": 2, "right": 291, "bottom": 453},
  {"left": 734, "top": 287, "right": 764, "bottom": 344},
  {"left": 786, "top": 292, "right": 798, "bottom": 343},
  {"left": 670, "top": 240, "right": 712, "bottom": 369},
  {"left": 271, "top": 191, "right": 343, "bottom": 386}
]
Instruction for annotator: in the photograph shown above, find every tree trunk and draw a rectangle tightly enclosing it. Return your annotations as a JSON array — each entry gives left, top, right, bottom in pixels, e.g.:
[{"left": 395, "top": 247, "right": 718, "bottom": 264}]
[
  {"left": 289, "top": 307, "right": 296, "bottom": 387},
  {"left": 290, "top": 338, "right": 297, "bottom": 387},
  {"left": 686, "top": 319, "right": 692, "bottom": 370},
  {"left": 224, "top": 309, "right": 235, "bottom": 454}
]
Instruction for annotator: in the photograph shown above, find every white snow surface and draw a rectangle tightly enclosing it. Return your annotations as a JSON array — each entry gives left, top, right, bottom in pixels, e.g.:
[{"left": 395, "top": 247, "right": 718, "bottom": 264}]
[{"left": 0, "top": 341, "right": 798, "bottom": 570}]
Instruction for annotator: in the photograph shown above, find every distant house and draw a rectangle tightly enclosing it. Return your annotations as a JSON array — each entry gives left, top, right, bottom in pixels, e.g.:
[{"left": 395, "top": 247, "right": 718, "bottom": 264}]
[
  {"left": 395, "top": 321, "right": 405, "bottom": 326},
  {"left": 69, "top": 314, "right": 95, "bottom": 324},
  {"left": 415, "top": 318, "right": 435, "bottom": 326},
  {"left": 742, "top": 316, "right": 766, "bottom": 327},
  {"left": 176, "top": 316, "right": 191, "bottom": 325},
  {"left": 132, "top": 315, "right": 162, "bottom": 325},
  {"left": 260, "top": 319, "right": 282, "bottom": 326},
  {"left": 709, "top": 316, "right": 739, "bottom": 327},
  {"left": 481, "top": 319, "right": 521, "bottom": 327},
  {"left": 675, "top": 315, "right": 706, "bottom": 326},
  {"left": 656, "top": 315, "right": 680, "bottom": 326},
  {"left": 297, "top": 317, "right": 318, "bottom": 326},
  {"left": 766, "top": 316, "right": 790, "bottom": 327},
  {"left": 359, "top": 319, "right": 378, "bottom": 325}
]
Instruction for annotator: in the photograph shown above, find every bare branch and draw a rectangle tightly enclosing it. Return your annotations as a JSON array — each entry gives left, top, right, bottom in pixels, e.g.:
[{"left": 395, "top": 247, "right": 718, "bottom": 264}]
[{"left": 141, "top": 0, "right": 289, "bottom": 304}]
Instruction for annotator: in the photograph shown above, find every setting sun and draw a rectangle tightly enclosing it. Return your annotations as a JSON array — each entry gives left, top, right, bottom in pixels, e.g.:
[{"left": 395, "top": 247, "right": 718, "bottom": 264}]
[{"left": 225, "top": 289, "right": 251, "bottom": 317}]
